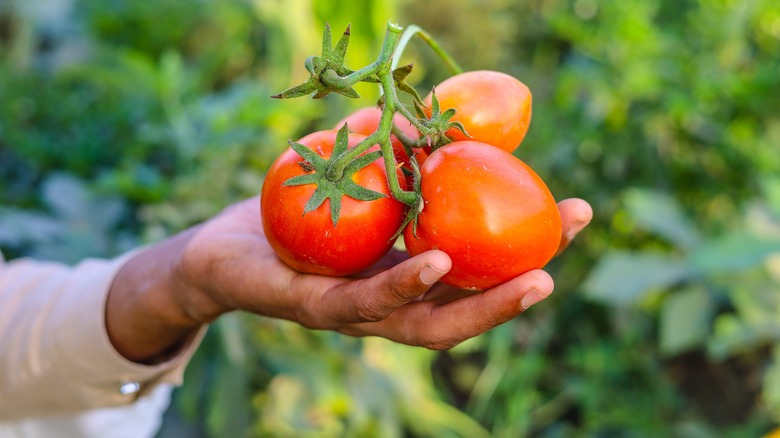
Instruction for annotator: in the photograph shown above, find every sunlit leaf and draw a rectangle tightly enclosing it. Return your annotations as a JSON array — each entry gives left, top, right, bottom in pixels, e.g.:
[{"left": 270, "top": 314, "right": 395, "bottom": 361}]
[
  {"left": 623, "top": 188, "right": 699, "bottom": 249},
  {"left": 583, "top": 251, "right": 693, "bottom": 305},
  {"left": 689, "top": 233, "right": 780, "bottom": 274},
  {"left": 659, "top": 287, "right": 715, "bottom": 356}
]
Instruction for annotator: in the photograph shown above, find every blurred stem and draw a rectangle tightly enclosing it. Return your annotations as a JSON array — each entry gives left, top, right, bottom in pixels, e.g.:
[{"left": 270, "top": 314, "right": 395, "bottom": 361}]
[{"left": 391, "top": 24, "right": 463, "bottom": 75}]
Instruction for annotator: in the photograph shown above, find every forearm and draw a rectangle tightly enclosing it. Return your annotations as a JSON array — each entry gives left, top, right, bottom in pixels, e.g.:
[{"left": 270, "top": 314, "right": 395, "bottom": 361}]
[{"left": 106, "top": 228, "right": 217, "bottom": 364}]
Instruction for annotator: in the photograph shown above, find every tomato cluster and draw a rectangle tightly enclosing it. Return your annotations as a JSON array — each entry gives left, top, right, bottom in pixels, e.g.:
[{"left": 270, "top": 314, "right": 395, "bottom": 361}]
[{"left": 261, "top": 70, "right": 562, "bottom": 290}]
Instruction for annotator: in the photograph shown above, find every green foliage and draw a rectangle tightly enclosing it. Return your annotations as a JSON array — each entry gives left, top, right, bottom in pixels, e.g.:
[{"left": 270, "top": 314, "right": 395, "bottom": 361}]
[{"left": 3, "top": 0, "right": 780, "bottom": 436}]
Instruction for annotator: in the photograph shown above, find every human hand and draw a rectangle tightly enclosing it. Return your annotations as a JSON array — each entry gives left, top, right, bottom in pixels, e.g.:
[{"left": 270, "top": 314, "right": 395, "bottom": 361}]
[
  {"left": 171, "top": 196, "right": 592, "bottom": 350},
  {"left": 108, "top": 196, "right": 591, "bottom": 362}
]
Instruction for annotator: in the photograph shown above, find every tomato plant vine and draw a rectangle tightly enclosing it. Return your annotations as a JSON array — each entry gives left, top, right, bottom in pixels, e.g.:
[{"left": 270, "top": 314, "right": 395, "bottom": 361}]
[{"left": 271, "top": 22, "right": 468, "bottom": 224}]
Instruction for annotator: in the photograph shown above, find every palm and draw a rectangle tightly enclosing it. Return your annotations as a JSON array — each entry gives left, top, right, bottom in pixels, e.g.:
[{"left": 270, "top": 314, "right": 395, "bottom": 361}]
[{"left": 179, "top": 196, "right": 592, "bottom": 349}]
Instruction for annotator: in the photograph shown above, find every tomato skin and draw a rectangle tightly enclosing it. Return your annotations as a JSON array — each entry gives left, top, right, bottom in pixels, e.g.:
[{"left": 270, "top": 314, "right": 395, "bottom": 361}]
[
  {"left": 261, "top": 130, "right": 406, "bottom": 276},
  {"left": 403, "top": 141, "right": 561, "bottom": 290},
  {"left": 334, "top": 107, "right": 428, "bottom": 170},
  {"left": 423, "top": 70, "right": 532, "bottom": 153}
]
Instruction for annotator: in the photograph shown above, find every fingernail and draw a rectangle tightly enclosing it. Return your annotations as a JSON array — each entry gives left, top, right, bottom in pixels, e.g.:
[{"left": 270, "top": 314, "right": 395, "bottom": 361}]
[
  {"left": 567, "top": 220, "right": 589, "bottom": 241},
  {"left": 521, "top": 289, "right": 546, "bottom": 310},
  {"left": 420, "top": 264, "right": 447, "bottom": 285}
]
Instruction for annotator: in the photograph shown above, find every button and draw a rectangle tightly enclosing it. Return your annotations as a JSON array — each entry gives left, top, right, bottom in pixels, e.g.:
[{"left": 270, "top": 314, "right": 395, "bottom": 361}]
[{"left": 119, "top": 381, "right": 141, "bottom": 395}]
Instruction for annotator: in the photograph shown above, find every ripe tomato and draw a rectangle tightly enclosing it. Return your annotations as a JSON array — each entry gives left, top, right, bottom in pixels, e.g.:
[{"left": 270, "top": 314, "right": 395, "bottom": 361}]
[
  {"left": 423, "top": 70, "right": 532, "bottom": 153},
  {"left": 262, "top": 130, "right": 407, "bottom": 276},
  {"left": 403, "top": 141, "right": 561, "bottom": 290},
  {"left": 334, "top": 107, "right": 428, "bottom": 174}
]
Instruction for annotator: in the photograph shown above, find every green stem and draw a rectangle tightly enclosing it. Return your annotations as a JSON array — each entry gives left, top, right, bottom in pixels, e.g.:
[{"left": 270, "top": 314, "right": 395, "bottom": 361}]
[
  {"left": 322, "top": 23, "right": 403, "bottom": 89},
  {"left": 392, "top": 124, "right": 429, "bottom": 151},
  {"left": 392, "top": 24, "right": 463, "bottom": 75},
  {"left": 325, "top": 24, "right": 419, "bottom": 207},
  {"left": 374, "top": 80, "right": 417, "bottom": 206}
]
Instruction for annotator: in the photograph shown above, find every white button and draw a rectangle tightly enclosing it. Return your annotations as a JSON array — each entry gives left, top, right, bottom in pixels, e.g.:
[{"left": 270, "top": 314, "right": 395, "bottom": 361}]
[{"left": 119, "top": 381, "right": 141, "bottom": 395}]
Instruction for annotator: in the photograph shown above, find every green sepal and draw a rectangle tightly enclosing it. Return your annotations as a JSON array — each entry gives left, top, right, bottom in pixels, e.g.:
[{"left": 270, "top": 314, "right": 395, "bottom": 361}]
[
  {"left": 413, "top": 100, "right": 428, "bottom": 119},
  {"left": 346, "top": 150, "right": 383, "bottom": 172},
  {"left": 283, "top": 173, "right": 319, "bottom": 187},
  {"left": 271, "top": 23, "right": 372, "bottom": 100},
  {"left": 338, "top": 178, "right": 385, "bottom": 202},
  {"left": 332, "top": 86, "right": 360, "bottom": 99},
  {"left": 332, "top": 24, "right": 350, "bottom": 65},
  {"left": 392, "top": 64, "right": 424, "bottom": 106},
  {"left": 281, "top": 130, "right": 388, "bottom": 227},
  {"left": 332, "top": 124, "right": 350, "bottom": 158},
  {"left": 303, "top": 186, "right": 329, "bottom": 214},
  {"left": 288, "top": 140, "right": 327, "bottom": 168},
  {"left": 271, "top": 82, "right": 318, "bottom": 99},
  {"left": 418, "top": 88, "right": 471, "bottom": 152}
]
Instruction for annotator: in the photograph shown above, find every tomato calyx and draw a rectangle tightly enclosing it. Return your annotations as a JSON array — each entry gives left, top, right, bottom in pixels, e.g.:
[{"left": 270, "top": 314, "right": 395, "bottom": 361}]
[
  {"left": 391, "top": 63, "right": 425, "bottom": 107},
  {"left": 416, "top": 89, "right": 471, "bottom": 153},
  {"left": 283, "top": 125, "right": 387, "bottom": 226},
  {"left": 271, "top": 23, "right": 379, "bottom": 100}
]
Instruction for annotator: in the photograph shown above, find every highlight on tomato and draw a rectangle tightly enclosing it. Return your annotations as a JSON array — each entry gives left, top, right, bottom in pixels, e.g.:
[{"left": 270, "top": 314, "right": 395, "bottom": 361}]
[
  {"left": 261, "top": 130, "right": 407, "bottom": 276},
  {"left": 403, "top": 140, "right": 561, "bottom": 290},
  {"left": 423, "top": 70, "right": 532, "bottom": 153}
]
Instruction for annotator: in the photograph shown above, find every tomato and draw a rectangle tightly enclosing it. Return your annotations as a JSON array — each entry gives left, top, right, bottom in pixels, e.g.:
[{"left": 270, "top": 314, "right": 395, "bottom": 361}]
[
  {"left": 403, "top": 141, "right": 561, "bottom": 290},
  {"left": 261, "top": 130, "right": 407, "bottom": 276},
  {"left": 334, "top": 107, "right": 428, "bottom": 175},
  {"left": 423, "top": 70, "right": 532, "bottom": 153}
]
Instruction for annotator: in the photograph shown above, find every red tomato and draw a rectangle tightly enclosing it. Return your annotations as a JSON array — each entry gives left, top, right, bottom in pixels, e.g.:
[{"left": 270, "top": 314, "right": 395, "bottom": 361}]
[
  {"left": 403, "top": 141, "right": 561, "bottom": 290},
  {"left": 262, "top": 130, "right": 406, "bottom": 276},
  {"left": 423, "top": 70, "right": 532, "bottom": 153},
  {"left": 334, "top": 107, "right": 428, "bottom": 172}
]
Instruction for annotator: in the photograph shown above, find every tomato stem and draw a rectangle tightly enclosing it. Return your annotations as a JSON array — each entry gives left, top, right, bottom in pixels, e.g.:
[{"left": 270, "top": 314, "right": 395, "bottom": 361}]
[{"left": 391, "top": 24, "right": 463, "bottom": 76}]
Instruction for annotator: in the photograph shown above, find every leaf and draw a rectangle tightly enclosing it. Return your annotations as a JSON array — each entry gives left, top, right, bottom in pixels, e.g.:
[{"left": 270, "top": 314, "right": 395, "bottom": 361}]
[
  {"left": 0, "top": 209, "right": 64, "bottom": 246},
  {"left": 659, "top": 287, "right": 715, "bottom": 356},
  {"left": 41, "top": 173, "right": 90, "bottom": 220},
  {"left": 761, "top": 345, "right": 780, "bottom": 414},
  {"left": 707, "top": 314, "right": 779, "bottom": 359},
  {"left": 623, "top": 188, "right": 698, "bottom": 249},
  {"left": 583, "top": 251, "right": 693, "bottom": 305},
  {"left": 689, "top": 232, "right": 780, "bottom": 274}
]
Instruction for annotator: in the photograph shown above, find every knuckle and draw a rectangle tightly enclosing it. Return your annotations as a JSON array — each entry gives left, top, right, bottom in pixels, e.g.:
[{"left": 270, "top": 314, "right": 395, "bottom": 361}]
[
  {"left": 421, "top": 337, "right": 459, "bottom": 351},
  {"left": 353, "top": 299, "right": 387, "bottom": 323},
  {"left": 415, "top": 331, "right": 460, "bottom": 351}
]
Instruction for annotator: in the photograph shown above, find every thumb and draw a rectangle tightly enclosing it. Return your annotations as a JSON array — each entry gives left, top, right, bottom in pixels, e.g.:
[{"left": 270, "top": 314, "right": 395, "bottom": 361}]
[{"left": 321, "top": 250, "right": 452, "bottom": 323}]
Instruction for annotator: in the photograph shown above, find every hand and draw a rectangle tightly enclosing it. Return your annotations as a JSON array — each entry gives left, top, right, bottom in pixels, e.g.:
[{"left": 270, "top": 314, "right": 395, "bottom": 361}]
[{"left": 107, "top": 197, "right": 592, "bottom": 362}]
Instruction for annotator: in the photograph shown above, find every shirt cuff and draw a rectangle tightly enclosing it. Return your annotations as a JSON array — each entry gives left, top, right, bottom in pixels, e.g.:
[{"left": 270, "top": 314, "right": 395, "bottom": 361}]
[{"left": 0, "top": 252, "right": 206, "bottom": 419}]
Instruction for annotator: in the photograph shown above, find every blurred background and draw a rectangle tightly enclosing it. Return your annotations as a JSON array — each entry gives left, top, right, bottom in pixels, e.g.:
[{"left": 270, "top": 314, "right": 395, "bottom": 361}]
[{"left": 2, "top": 0, "right": 780, "bottom": 436}]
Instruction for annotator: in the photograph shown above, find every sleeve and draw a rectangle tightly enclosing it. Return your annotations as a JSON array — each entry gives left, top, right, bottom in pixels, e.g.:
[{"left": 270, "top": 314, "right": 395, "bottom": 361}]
[{"left": 0, "top": 251, "right": 206, "bottom": 421}]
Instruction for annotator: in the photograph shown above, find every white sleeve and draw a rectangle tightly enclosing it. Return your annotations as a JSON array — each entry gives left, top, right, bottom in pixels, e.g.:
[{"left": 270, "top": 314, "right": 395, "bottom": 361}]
[{"left": 0, "top": 253, "right": 206, "bottom": 420}]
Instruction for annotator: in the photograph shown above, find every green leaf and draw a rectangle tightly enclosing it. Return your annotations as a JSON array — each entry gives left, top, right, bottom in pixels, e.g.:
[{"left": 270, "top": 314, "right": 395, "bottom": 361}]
[
  {"left": 688, "top": 232, "right": 780, "bottom": 274},
  {"left": 623, "top": 188, "right": 698, "bottom": 249},
  {"left": 659, "top": 287, "right": 715, "bottom": 356},
  {"left": 583, "top": 251, "right": 693, "bottom": 305}
]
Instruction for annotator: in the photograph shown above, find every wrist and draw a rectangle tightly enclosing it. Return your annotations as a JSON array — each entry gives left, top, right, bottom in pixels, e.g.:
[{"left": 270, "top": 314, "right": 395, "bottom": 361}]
[
  {"left": 168, "top": 227, "right": 235, "bottom": 325},
  {"left": 107, "top": 228, "right": 219, "bottom": 363}
]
